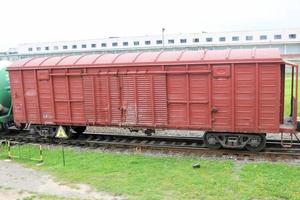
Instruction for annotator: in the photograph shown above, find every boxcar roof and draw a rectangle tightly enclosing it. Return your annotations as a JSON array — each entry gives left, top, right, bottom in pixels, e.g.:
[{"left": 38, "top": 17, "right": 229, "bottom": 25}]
[{"left": 8, "top": 48, "right": 284, "bottom": 69}]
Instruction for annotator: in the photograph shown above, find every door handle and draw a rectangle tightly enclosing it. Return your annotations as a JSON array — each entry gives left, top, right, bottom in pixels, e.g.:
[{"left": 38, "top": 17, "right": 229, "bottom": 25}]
[{"left": 211, "top": 107, "right": 218, "bottom": 113}]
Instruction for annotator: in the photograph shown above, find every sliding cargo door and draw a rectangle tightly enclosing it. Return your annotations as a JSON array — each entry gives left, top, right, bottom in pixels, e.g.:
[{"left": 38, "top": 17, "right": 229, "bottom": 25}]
[
  {"left": 121, "top": 74, "right": 167, "bottom": 126},
  {"left": 211, "top": 65, "right": 232, "bottom": 131},
  {"left": 83, "top": 75, "right": 122, "bottom": 125},
  {"left": 83, "top": 73, "right": 168, "bottom": 127},
  {"left": 52, "top": 69, "right": 85, "bottom": 124},
  {"left": 167, "top": 69, "right": 210, "bottom": 129}
]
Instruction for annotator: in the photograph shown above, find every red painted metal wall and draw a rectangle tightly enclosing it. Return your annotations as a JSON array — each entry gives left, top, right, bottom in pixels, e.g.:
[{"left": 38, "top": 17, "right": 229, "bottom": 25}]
[{"left": 8, "top": 49, "right": 286, "bottom": 134}]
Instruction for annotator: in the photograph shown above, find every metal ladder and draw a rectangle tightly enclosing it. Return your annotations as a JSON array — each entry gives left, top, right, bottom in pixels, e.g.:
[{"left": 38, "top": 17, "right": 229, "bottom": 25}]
[{"left": 280, "top": 132, "right": 300, "bottom": 148}]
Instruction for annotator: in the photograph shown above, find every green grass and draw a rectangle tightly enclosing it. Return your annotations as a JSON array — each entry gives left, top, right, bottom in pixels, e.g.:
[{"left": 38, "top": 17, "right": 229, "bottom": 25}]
[
  {"left": 284, "top": 77, "right": 300, "bottom": 116},
  {"left": 1, "top": 145, "right": 300, "bottom": 200}
]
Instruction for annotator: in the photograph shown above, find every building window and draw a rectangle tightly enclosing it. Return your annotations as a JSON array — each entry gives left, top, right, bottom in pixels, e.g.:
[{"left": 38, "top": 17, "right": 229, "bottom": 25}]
[
  {"left": 91, "top": 44, "right": 96, "bottom": 48},
  {"left": 180, "top": 39, "right": 187, "bottom": 43},
  {"left": 289, "top": 34, "right": 297, "bottom": 39},
  {"left": 81, "top": 44, "right": 87, "bottom": 48},
  {"left": 260, "top": 35, "right": 267, "bottom": 40},
  {"left": 193, "top": 38, "right": 199, "bottom": 43},
  {"left": 112, "top": 42, "right": 118, "bottom": 47},
  {"left": 54, "top": 46, "right": 59, "bottom": 50},
  {"left": 45, "top": 47, "right": 49, "bottom": 51},
  {"left": 63, "top": 45, "right": 68, "bottom": 50},
  {"left": 28, "top": 48, "right": 33, "bottom": 51},
  {"left": 206, "top": 37, "right": 212, "bottom": 42},
  {"left": 72, "top": 45, "right": 77, "bottom": 49},
  {"left": 156, "top": 40, "right": 162, "bottom": 44},
  {"left": 274, "top": 34, "right": 282, "bottom": 39},
  {"left": 219, "top": 37, "right": 226, "bottom": 42},
  {"left": 36, "top": 47, "right": 41, "bottom": 51},
  {"left": 101, "top": 43, "right": 107, "bottom": 47},
  {"left": 168, "top": 39, "right": 174, "bottom": 44},
  {"left": 145, "top": 40, "right": 151, "bottom": 45},
  {"left": 246, "top": 36, "right": 253, "bottom": 41},
  {"left": 133, "top": 41, "right": 139, "bottom": 46},
  {"left": 232, "top": 36, "right": 239, "bottom": 41},
  {"left": 123, "top": 42, "right": 128, "bottom": 46}
]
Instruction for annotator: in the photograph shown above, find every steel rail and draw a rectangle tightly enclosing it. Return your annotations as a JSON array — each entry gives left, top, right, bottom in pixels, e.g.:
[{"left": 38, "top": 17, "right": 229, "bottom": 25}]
[{"left": 0, "top": 131, "right": 300, "bottom": 161}]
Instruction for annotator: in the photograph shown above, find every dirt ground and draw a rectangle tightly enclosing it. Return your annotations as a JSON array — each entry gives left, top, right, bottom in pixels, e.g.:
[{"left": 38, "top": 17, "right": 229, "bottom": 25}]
[{"left": 0, "top": 160, "right": 124, "bottom": 200}]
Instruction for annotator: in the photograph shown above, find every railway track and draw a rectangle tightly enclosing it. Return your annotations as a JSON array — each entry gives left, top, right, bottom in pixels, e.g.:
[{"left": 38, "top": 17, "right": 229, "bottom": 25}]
[{"left": 1, "top": 131, "right": 300, "bottom": 161}]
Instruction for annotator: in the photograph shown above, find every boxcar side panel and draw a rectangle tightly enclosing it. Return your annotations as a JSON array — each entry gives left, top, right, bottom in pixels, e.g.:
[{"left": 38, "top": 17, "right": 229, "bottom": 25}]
[
  {"left": 9, "top": 71, "right": 25, "bottom": 123},
  {"left": 189, "top": 74, "right": 209, "bottom": 127},
  {"left": 37, "top": 70, "right": 53, "bottom": 124},
  {"left": 121, "top": 75, "right": 138, "bottom": 125},
  {"left": 68, "top": 70, "right": 85, "bottom": 123},
  {"left": 23, "top": 70, "right": 39, "bottom": 123},
  {"left": 136, "top": 75, "right": 153, "bottom": 125},
  {"left": 153, "top": 75, "right": 168, "bottom": 126},
  {"left": 234, "top": 64, "right": 256, "bottom": 132},
  {"left": 52, "top": 70, "right": 69, "bottom": 123},
  {"left": 167, "top": 74, "right": 188, "bottom": 127},
  {"left": 95, "top": 76, "right": 110, "bottom": 124},
  {"left": 166, "top": 65, "right": 210, "bottom": 129},
  {"left": 258, "top": 64, "right": 280, "bottom": 132},
  {"left": 211, "top": 65, "right": 232, "bottom": 131},
  {"left": 83, "top": 75, "right": 96, "bottom": 124},
  {"left": 109, "top": 76, "right": 122, "bottom": 124},
  {"left": 81, "top": 69, "right": 168, "bottom": 127}
]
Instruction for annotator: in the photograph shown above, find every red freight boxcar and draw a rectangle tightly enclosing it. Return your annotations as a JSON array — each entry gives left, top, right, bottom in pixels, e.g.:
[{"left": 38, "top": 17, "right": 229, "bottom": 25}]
[{"left": 7, "top": 49, "right": 298, "bottom": 151}]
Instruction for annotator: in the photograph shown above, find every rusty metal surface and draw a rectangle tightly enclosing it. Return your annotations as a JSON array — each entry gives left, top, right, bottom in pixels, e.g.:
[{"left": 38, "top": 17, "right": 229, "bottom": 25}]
[{"left": 8, "top": 48, "right": 294, "bottom": 134}]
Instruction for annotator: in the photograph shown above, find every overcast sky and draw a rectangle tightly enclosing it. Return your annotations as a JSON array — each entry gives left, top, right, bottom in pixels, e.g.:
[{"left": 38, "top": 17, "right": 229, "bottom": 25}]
[{"left": 0, "top": 0, "right": 299, "bottom": 51}]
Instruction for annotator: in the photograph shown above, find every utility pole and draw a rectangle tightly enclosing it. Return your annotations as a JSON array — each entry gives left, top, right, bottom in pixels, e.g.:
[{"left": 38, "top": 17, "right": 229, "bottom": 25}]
[{"left": 162, "top": 28, "right": 165, "bottom": 48}]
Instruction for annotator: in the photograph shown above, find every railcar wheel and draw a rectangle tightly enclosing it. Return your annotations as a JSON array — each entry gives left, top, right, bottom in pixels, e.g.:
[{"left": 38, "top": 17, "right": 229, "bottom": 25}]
[
  {"left": 1, "top": 123, "right": 10, "bottom": 134},
  {"left": 15, "top": 123, "right": 26, "bottom": 131},
  {"left": 245, "top": 135, "right": 266, "bottom": 152},
  {"left": 71, "top": 126, "right": 86, "bottom": 134},
  {"left": 203, "top": 132, "right": 221, "bottom": 149}
]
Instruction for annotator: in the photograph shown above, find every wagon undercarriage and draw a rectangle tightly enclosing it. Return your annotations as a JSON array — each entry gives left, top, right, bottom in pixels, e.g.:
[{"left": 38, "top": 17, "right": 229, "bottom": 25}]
[{"left": 204, "top": 132, "right": 266, "bottom": 152}]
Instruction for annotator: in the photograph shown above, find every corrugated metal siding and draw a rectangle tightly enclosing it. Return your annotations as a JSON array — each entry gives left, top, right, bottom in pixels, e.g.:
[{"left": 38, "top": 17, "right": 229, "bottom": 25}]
[
  {"left": 37, "top": 70, "right": 53, "bottom": 123},
  {"left": 258, "top": 64, "right": 280, "bottom": 131},
  {"left": 167, "top": 67, "right": 210, "bottom": 128},
  {"left": 82, "top": 74, "right": 168, "bottom": 126},
  {"left": 83, "top": 76, "right": 96, "bottom": 123},
  {"left": 109, "top": 76, "right": 122, "bottom": 124},
  {"left": 212, "top": 65, "right": 232, "bottom": 131},
  {"left": 167, "top": 74, "right": 187, "bottom": 127},
  {"left": 69, "top": 71, "right": 84, "bottom": 122},
  {"left": 23, "top": 71, "right": 38, "bottom": 122},
  {"left": 136, "top": 75, "right": 153, "bottom": 125},
  {"left": 234, "top": 64, "right": 256, "bottom": 131},
  {"left": 153, "top": 75, "right": 168, "bottom": 126},
  {"left": 122, "top": 75, "right": 137, "bottom": 125},
  {"left": 52, "top": 72, "right": 68, "bottom": 122},
  {"left": 95, "top": 76, "right": 110, "bottom": 124},
  {"left": 9, "top": 71, "right": 24, "bottom": 122},
  {"left": 189, "top": 74, "right": 209, "bottom": 127}
]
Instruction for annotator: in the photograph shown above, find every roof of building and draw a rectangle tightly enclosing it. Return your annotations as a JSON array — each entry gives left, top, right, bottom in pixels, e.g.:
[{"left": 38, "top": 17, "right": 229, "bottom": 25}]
[{"left": 8, "top": 48, "right": 284, "bottom": 69}]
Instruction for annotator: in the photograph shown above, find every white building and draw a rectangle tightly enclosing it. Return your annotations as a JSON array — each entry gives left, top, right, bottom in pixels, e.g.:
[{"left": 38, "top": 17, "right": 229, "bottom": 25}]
[{"left": 1, "top": 28, "right": 300, "bottom": 62}]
